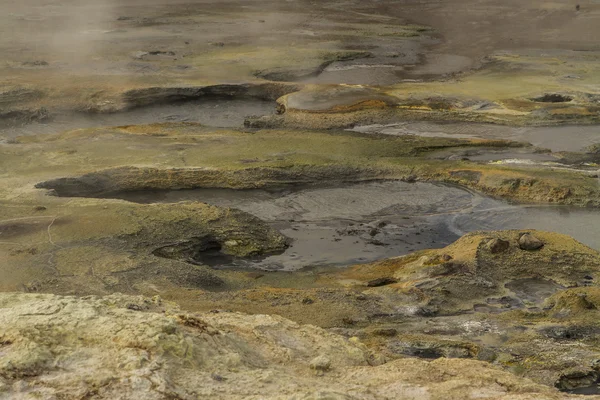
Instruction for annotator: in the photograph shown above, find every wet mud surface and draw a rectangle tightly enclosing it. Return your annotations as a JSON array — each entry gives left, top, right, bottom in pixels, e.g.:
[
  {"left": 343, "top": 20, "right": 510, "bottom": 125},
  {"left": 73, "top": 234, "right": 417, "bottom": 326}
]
[
  {"left": 0, "top": 98, "right": 274, "bottom": 140},
  {"left": 352, "top": 122, "right": 600, "bottom": 153},
  {"left": 109, "top": 181, "right": 600, "bottom": 270}
]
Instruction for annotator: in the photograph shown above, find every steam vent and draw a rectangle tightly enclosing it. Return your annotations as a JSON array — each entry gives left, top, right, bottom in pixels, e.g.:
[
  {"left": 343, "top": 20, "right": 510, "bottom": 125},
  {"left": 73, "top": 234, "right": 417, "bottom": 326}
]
[{"left": 4, "top": 0, "right": 600, "bottom": 398}]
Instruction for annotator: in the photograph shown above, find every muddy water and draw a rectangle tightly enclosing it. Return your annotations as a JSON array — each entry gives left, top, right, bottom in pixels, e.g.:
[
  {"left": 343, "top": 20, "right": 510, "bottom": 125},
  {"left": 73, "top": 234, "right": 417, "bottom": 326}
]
[
  {"left": 305, "top": 54, "right": 475, "bottom": 86},
  {"left": 0, "top": 98, "right": 274, "bottom": 140},
  {"left": 111, "top": 181, "right": 600, "bottom": 271},
  {"left": 352, "top": 122, "right": 600, "bottom": 152},
  {"left": 568, "top": 386, "right": 600, "bottom": 395}
]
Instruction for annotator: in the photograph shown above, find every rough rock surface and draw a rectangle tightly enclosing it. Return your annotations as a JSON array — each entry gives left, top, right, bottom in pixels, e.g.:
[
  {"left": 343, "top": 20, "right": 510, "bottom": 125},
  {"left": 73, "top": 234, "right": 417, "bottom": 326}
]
[
  {"left": 343, "top": 230, "right": 600, "bottom": 314},
  {"left": 519, "top": 233, "right": 545, "bottom": 251},
  {"left": 488, "top": 238, "right": 510, "bottom": 254},
  {"left": 0, "top": 293, "right": 591, "bottom": 400}
]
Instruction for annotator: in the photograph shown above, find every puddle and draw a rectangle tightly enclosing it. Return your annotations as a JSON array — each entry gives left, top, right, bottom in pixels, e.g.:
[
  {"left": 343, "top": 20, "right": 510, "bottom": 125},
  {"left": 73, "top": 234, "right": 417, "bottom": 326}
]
[
  {"left": 302, "top": 52, "right": 473, "bottom": 86},
  {"left": 0, "top": 98, "right": 275, "bottom": 139},
  {"left": 351, "top": 121, "right": 600, "bottom": 152},
  {"left": 307, "top": 64, "right": 405, "bottom": 86},
  {"left": 567, "top": 386, "right": 600, "bottom": 395},
  {"left": 425, "top": 147, "right": 560, "bottom": 164},
  {"left": 106, "top": 181, "right": 600, "bottom": 271},
  {"left": 557, "top": 371, "right": 600, "bottom": 395}
]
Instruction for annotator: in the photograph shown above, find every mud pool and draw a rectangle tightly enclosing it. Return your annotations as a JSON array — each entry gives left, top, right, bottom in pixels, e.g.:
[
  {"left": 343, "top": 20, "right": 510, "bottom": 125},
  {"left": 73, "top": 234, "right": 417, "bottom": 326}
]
[
  {"left": 0, "top": 98, "right": 274, "bottom": 140},
  {"left": 108, "top": 181, "right": 600, "bottom": 271},
  {"left": 352, "top": 122, "right": 600, "bottom": 152}
]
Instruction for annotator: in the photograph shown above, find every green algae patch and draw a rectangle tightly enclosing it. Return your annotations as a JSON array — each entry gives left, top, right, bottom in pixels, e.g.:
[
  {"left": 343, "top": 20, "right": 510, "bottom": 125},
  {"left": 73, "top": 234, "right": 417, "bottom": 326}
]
[{"left": 7, "top": 124, "right": 600, "bottom": 208}]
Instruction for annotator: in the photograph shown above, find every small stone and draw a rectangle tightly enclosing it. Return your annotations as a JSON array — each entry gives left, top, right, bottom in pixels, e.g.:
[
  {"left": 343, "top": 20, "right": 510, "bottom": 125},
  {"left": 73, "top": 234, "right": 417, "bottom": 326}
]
[
  {"left": 366, "top": 352, "right": 387, "bottom": 366},
  {"left": 488, "top": 238, "right": 510, "bottom": 254},
  {"left": 132, "top": 51, "right": 149, "bottom": 59},
  {"left": 211, "top": 373, "right": 227, "bottom": 382},
  {"left": 33, "top": 206, "right": 47, "bottom": 212},
  {"left": 309, "top": 356, "right": 331, "bottom": 373},
  {"left": 367, "top": 277, "right": 397, "bottom": 287},
  {"left": 518, "top": 233, "right": 544, "bottom": 251},
  {"left": 302, "top": 297, "right": 314, "bottom": 305},
  {"left": 22, "top": 60, "right": 49, "bottom": 67},
  {"left": 405, "top": 175, "right": 417, "bottom": 183},
  {"left": 441, "top": 254, "right": 453, "bottom": 262},
  {"left": 126, "top": 303, "right": 143, "bottom": 311}
]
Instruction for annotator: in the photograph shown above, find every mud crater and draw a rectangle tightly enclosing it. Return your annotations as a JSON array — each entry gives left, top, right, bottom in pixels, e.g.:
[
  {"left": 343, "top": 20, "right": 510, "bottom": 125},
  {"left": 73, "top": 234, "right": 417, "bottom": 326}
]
[
  {"left": 35, "top": 177, "right": 600, "bottom": 271},
  {"left": 152, "top": 235, "right": 285, "bottom": 267},
  {"left": 531, "top": 94, "right": 574, "bottom": 103}
]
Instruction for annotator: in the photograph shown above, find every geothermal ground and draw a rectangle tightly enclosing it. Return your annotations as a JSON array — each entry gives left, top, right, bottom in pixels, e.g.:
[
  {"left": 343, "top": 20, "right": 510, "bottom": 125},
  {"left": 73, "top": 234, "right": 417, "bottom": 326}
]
[{"left": 3, "top": 0, "right": 600, "bottom": 399}]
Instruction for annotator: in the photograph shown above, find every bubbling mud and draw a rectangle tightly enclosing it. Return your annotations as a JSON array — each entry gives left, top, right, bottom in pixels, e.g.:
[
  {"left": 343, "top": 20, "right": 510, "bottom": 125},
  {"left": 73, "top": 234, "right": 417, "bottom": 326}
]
[{"left": 101, "top": 181, "right": 600, "bottom": 271}]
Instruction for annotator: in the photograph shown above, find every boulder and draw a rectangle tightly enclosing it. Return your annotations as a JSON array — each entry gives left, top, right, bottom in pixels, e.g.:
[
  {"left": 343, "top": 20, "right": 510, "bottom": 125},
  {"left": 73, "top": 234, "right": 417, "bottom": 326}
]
[{"left": 519, "top": 233, "right": 544, "bottom": 251}]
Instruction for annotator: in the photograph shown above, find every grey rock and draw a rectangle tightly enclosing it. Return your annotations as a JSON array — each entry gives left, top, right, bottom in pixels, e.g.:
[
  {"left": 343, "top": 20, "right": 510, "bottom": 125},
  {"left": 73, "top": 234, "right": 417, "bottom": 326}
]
[{"left": 519, "top": 233, "right": 544, "bottom": 251}]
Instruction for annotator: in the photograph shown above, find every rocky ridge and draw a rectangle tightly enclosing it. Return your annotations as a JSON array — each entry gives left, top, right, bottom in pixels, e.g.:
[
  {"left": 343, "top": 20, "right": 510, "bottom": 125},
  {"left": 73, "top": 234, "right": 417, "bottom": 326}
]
[{"left": 0, "top": 292, "right": 593, "bottom": 400}]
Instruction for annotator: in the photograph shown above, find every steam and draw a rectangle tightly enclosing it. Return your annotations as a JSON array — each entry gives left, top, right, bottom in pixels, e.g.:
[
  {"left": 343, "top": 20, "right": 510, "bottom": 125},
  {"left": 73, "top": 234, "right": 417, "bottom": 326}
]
[{"left": 2, "top": 0, "right": 120, "bottom": 65}]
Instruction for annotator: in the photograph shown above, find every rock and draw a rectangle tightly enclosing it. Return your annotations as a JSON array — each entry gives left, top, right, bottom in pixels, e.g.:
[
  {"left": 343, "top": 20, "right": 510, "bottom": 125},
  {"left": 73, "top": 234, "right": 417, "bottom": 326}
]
[
  {"left": 366, "top": 277, "right": 397, "bottom": 287},
  {"left": 344, "top": 230, "right": 600, "bottom": 316},
  {"left": 556, "top": 370, "right": 599, "bottom": 392},
  {"left": 519, "top": 233, "right": 544, "bottom": 251},
  {"left": 488, "top": 238, "right": 510, "bottom": 254},
  {"left": 310, "top": 356, "right": 332, "bottom": 373},
  {"left": 211, "top": 373, "right": 227, "bottom": 382},
  {"left": 441, "top": 254, "right": 453, "bottom": 261},
  {"left": 405, "top": 174, "right": 418, "bottom": 183},
  {"left": 131, "top": 51, "right": 149, "bottom": 59},
  {"left": 148, "top": 50, "right": 176, "bottom": 56},
  {"left": 0, "top": 293, "right": 584, "bottom": 399}
]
